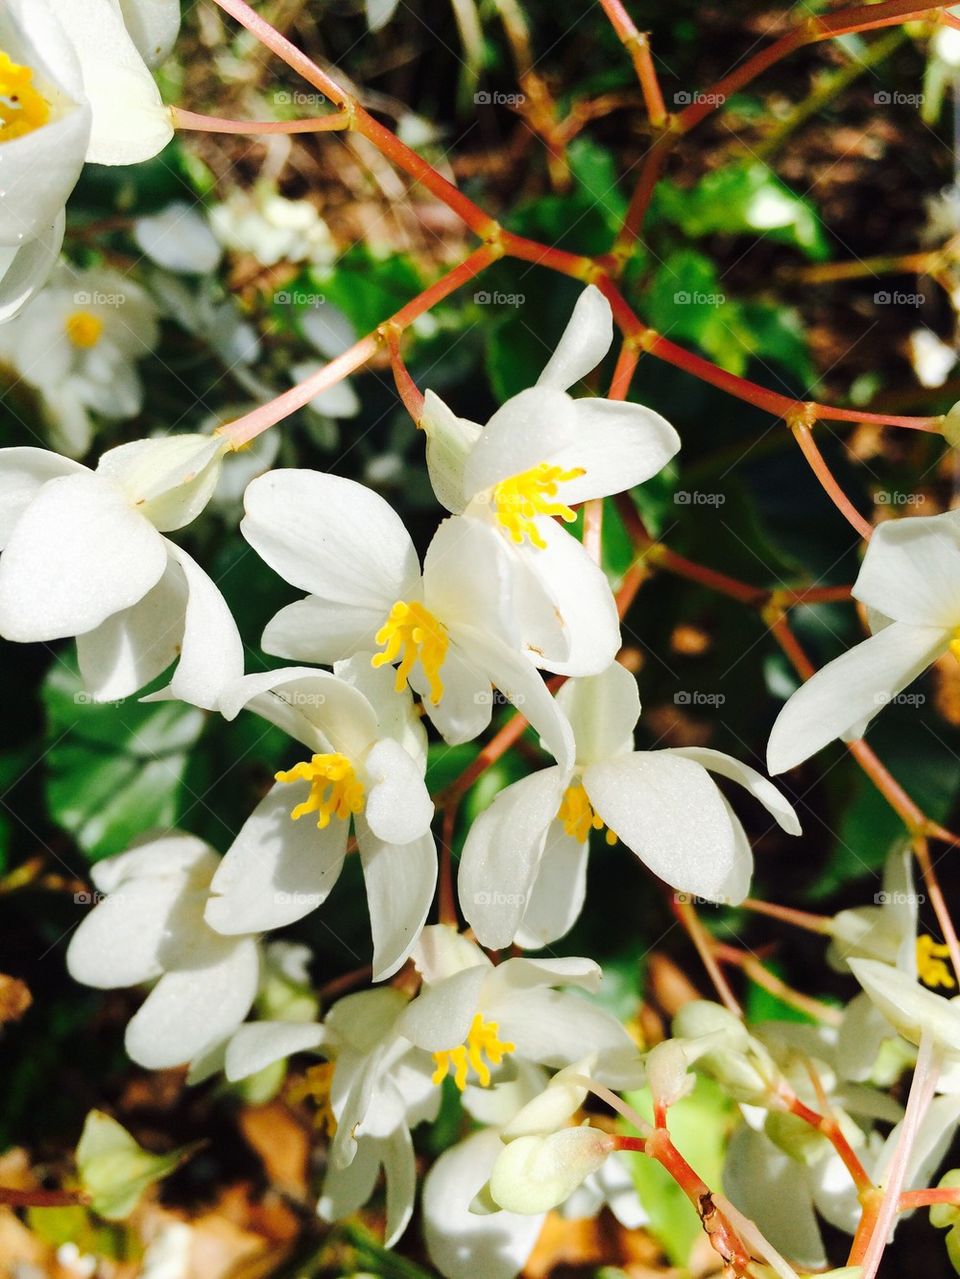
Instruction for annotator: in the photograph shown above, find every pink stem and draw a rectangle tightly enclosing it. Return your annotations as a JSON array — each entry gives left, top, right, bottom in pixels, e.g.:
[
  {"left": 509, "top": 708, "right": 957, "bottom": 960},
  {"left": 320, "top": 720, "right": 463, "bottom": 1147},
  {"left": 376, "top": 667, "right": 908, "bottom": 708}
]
[{"left": 172, "top": 106, "right": 349, "bottom": 134}]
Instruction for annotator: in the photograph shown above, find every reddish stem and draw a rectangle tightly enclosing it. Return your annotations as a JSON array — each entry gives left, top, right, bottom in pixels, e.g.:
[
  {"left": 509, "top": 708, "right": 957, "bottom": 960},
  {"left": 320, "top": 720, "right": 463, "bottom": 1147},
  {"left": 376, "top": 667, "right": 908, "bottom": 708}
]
[
  {"left": 791, "top": 420, "right": 874, "bottom": 540},
  {"left": 172, "top": 106, "right": 349, "bottom": 134},
  {"left": 383, "top": 326, "right": 425, "bottom": 424}
]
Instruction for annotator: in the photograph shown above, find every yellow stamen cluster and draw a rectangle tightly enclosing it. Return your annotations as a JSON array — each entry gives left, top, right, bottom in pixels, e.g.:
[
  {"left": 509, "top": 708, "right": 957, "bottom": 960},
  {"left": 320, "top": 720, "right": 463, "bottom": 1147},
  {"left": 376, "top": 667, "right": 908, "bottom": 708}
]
[
  {"left": 372, "top": 600, "right": 448, "bottom": 704},
  {"left": 286, "top": 1062, "right": 337, "bottom": 1137},
  {"left": 558, "top": 782, "right": 617, "bottom": 845},
  {"left": 431, "top": 1013, "right": 515, "bottom": 1090},
  {"left": 917, "top": 934, "right": 956, "bottom": 990},
  {"left": 492, "top": 462, "right": 585, "bottom": 549},
  {"left": 0, "top": 50, "right": 51, "bottom": 142},
  {"left": 950, "top": 630, "right": 960, "bottom": 665},
  {"left": 275, "top": 752, "right": 364, "bottom": 828},
  {"left": 65, "top": 311, "right": 105, "bottom": 350}
]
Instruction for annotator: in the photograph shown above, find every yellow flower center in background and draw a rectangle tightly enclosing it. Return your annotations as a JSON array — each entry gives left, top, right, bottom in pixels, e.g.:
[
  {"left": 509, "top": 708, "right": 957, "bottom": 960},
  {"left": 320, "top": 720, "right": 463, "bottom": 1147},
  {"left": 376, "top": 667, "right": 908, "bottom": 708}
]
[
  {"left": 950, "top": 630, "right": 960, "bottom": 665},
  {"left": 431, "top": 1013, "right": 515, "bottom": 1090},
  {"left": 275, "top": 752, "right": 364, "bottom": 828},
  {"left": 65, "top": 311, "right": 104, "bottom": 350},
  {"left": 558, "top": 782, "right": 617, "bottom": 845},
  {"left": 0, "top": 50, "right": 51, "bottom": 142},
  {"left": 286, "top": 1062, "right": 337, "bottom": 1137},
  {"left": 372, "top": 600, "right": 448, "bottom": 704},
  {"left": 917, "top": 934, "right": 956, "bottom": 989},
  {"left": 492, "top": 462, "right": 585, "bottom": 549}
]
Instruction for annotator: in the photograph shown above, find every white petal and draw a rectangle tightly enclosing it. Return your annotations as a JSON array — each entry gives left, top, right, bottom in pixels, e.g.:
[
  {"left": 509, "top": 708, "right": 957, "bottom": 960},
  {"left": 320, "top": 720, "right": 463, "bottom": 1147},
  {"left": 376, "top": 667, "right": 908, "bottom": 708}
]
[
  {"left": 125, "top": 936, "right": 259, "bottom": 1069},
  {"left": 0, "top": 213, "right": 66, "bottom": 323},
  {"left": 424, "top": 1131, "right": 544, "bottom": 1279},
  {"left": 118, "top": 0, "right": 182, "bottom": 66},
  {"left": 493, "top": 988, "right": 643, "bottom": 1088},
  {"left": 459, "top": 766, "right": 569, "bottom": 949},
  {"left": 766, "top": 622, "right": 948, "bottom": 774},
  {"left": 242, "top": 469, "right": 419, "bottom": 608},
  {"left": 357, "top": 821, "right": 437, "bottom": 981},
  {"left": 89, "top": 831, "right": 212, "bottom": 892},
  {"left": 536, "top": 285, "right": 613, "bottom": 391},
  {"left": 552, "top": 397, "right": 680, "bottom": 505},
  {"left": 66, "top": 874, "right": 184, "bottom": 988},
  {"left": 362, "top": 738, "right": 434, "bottom": 846},
  {"left": 724, "top": 1125, "right": 826, "bottom": 1270},
  {"left": 515, "top": 821, "right": 590, "bottom": 949},
  {"left": 463, "top": 387, "right": 579, "bottom": 499},
  {"left": 421, "top": 388, "right": 481, "bottom": 514},
  {"left": 205, "top": 782, "right": 349, "bottom": 935},
  {"left": 141, "top": 542, "right": 243, "bottom": 710},
  {"left": 422, "top": 515, "right": 519, "bottom": 642},
  {"left": 224, "top": 1021, "right": 326, "bottom": 1082},
  {"left": 849, "top": 958, "right": 960, "bottom": 1054},
  {"left": 382, "top": 1123, "right": 417, "bottom": 1247},
  {"left": 76, "top": 551, "right": 187, "bottom": 701},
  {"left": 411, "top": 924, "right": 489, "bottom": 985},
  {"left": 853, "top": 509, "right": 960, "bottom": 627},
  {"left": 667, "top": 746, "right": 801, "bottom": 836},
  {"left": 50, "top": 0, "right": 174, "bottom": 164},
  {"left": 262, "top": 595, "right": 384, "bottom": 665},
  {"left": 336, "top": 654, "right": 428, "bottom": 771},
  {"left": 0, "top": 113, "right": 89, "bottom": 245},
  {"left": 556, "top": 662, "right": 639, "bottom": 766},
  {"left": 96, "top": 434, "right": 225, "bottom": 532},
  {"left": 0, "top": 472, "right": 166, "bottom": 640},
  {"left": 0, "top": 447, "right": 86, "bottom": 547},
  {"left": 400, "top": 965, "right": 489, "bottom": 1052},
  {"left": 301, "top": 303, "right": 356, "bottom": 358},
  {"left": 584, "top": 752, "right": 738, "bottom": 902},
  {"left": 511, "top": 520, "right": 620, "bottom": 677},
  {"left": 452, "top": 622, "right": 575, "bottom": 768},
  {"left": 713, "top": 796, "right": 755, "bottom": 907},
  {"left": 319, "top": 1133, "right": 381, "bottom": 1221},
  {"left": 219, "top": 667, "right": 378, "bottom": 760},
  {"left": 411, "top": 641, "right": 494, "bottom": 746},
  {"left": 134, "top": 202, "right": 221, "bottom": 274}
]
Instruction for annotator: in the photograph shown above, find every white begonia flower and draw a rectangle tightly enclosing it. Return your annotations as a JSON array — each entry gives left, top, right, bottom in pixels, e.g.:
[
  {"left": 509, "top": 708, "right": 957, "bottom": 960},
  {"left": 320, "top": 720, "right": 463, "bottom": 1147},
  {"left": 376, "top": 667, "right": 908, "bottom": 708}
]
[
  {"left": 66, "top": 833, "right": 260, "bottom": 1070},
  {"left": 421, "top": 285, "right": 680, "bottom": 677},
  {"left": 0, "top": 262, "right": 160, "bottom": 457},
  {"left": 909, "top": 328, "right": 957, "bottom": 388},
  {"left": 134, "top": 202, "right": 223, "bottom": 276},
  {"left": 400, "top": 925, "right": 644, "bottom": 1098},
  {"left": 460, "top": 661, "right": 800, "bottom": 950},
  {"left": 241, "top": 469, "right": 575, "bottom": 756},
  {"left": 210, "top": 187, "right": 337, "bottom": 268},
  {"left": 849, "top": 958, "right": 960, "bottom": 1058},
  {"left": 767, "top": 510, "right": 960, "bottom": 774},
  {"left": 205, "top": 656, "right": 437, "bottom": 980},
  {"left": 0, "top": 433, "right": 242, "bottom": 709}
]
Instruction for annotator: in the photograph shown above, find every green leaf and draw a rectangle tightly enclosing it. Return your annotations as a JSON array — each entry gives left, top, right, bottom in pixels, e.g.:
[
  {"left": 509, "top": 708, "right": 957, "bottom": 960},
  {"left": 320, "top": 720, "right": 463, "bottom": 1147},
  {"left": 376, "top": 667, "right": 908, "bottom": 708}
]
[
  {"left": 76, "top": 1111, "right": 197, "bottom": 1221},
  {"left": 655, "top": 161, "right": 829, "bottom": 260},
  {"left": 27, "top": 1206, "right": 132, "bottom": 1261},
  {"left": 42, "top": 660, "right": 205, "bottom": 861},
  {"left": 623, "top": 1076, "right": 734, "bottom": 1266}
]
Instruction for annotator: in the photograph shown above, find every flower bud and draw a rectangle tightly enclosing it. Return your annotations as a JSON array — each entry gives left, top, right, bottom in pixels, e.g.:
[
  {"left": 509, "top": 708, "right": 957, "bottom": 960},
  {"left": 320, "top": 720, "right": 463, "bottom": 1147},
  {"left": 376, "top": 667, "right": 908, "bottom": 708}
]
[{"left": 489, "top": 1126, "right": 616, "bottom": 1215}]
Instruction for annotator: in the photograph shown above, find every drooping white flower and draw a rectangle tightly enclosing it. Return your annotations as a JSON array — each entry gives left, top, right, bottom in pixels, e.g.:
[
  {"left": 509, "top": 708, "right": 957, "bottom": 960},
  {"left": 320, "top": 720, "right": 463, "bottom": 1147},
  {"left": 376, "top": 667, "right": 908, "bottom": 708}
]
[
  {"left": 66, "top": 833, "right": 260, "bottom": 1070},
  {"left": 767, "top": 510, "right": 960, "bottom": 774},
  {"left": 850, "top": 957, "right": 960, "bottom": 1059},
  {"left": 421, "top": 285, "right": 680, "bottom": 676},
  {"left": 241, "top": 468, "right": 575, "bottom": 755},
  {"left": 0, "top": 433, "right": 241, "bottom": 708},
  {"left": 460, "top": 661, "right": 800, "bottom": 949},
  {"left": 205, "top": 656, "right": 437, "bottom": 980},
  {"left": 0, "top": 0, "right": 173, "bottom": 318},
  {"left": 210, "top": 187, "right": 337, "bottom": 268},
  {"left": 0, "top": 262, "right": 160, "bottom": 456}
]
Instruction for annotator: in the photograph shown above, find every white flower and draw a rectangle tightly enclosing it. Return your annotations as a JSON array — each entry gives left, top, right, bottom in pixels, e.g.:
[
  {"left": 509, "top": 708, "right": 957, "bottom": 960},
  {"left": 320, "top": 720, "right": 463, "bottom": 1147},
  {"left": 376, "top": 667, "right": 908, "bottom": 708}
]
[
  {"left": 909, "top": 328, "right": 957, "bottom": 388},
  {"left": 134, "top": 202, "right": 222, "bottom": 275},
  {"left": 0, "top": 0, "right": 173, "bottom": 318},
  {"left": 205, "top": 656, "right": 436, "bottom": 980},
  {"left": 241, "top": 468, "right": 575, "bottom": 755},
  {"left": 292, "top": 302, "right": 360, "bottom": 421},
  {"left": 850, "top": 958, "right": 960, "bottom": 1058},
  {"left": 460, "top": 661, "right": 800, "bottom": 949},
  {"left": 117, "top": 0, "right": 181, "bottom": 67},
  {"left": 210, "top": 187, "right": 337, "bottom": 267},
  {"left": 767, "top": 510, "right": 960, "bottom": 774},
  {"left": 66, "top": 833, "right": 260, "bottom": 1070},
  {"left": 0, "top": 433, "right": 241, "bottom": 708},
  {"left": 399, "top": 925, "right": 643, "bottom": 1094},
  {"left": 0, "top": 262, "right": 159, "bottom": 456},
  {"left": 422, "top": 285, "right": 680, "bottom": 676}
]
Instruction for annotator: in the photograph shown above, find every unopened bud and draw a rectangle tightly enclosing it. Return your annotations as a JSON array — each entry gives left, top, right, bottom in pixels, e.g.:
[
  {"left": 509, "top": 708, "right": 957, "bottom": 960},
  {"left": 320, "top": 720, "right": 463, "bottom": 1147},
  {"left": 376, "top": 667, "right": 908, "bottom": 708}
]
[{"left": 489, "top": 1126, "right": 615, "bottom": 1214}]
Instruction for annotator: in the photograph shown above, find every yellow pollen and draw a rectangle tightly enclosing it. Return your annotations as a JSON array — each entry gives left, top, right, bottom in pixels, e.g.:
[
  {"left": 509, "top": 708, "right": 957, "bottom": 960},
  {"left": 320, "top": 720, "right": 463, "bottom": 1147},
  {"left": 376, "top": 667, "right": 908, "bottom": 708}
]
[
  {"left": 65, "top": 311, "right": 104, "bottom": 350},
  {"left": 286, "top": 1062, "right": 337, "bottom": 1137},
  {"left": 917, "top": 934, "right": 956, "bottom": 990},
  {"left": 275, "top": 752, "right": 364, "bottom": 828},
  {"left": 372, "top": 600, "right": 448, "bottom": 704},
  {"left": 492, "top": 462, "right": 586, "bottom": 549},
  {"left": 558, "top": 782, "right": 617, "bottom": 845},
  {"left": 950, "top": 630, "right": 960, "bottom": 665},
  {"left": 0, "top": 50, "right": 51, "bottom": 142},
  {"left": 431, "top": 1013, "right": 515, "bottom": 1091}
]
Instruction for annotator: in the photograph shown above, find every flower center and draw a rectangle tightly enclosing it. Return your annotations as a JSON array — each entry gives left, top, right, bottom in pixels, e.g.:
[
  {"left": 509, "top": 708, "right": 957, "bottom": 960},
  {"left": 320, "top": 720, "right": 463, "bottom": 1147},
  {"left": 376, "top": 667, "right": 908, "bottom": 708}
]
[
  {"left": 372, "top": 599, "right": 448, "bottom": 704},
  {"left": 492, "top": 462, "right": 585, "bottom": 549},
  {"left": 950, "top": 629, "right": 960, "bottom": 664},
  {"left": 0, "top": 50, "right": 51, "bottom": 142},
  {"left": 917, "top": 934, "right": 956, "bottom": 990},
  {"left": 65, "top": 311, "right": 104, "bottom": 350},
  {"left": 431, "top": 1012, "right": 515, "bottom": 1091},
  {"left": 275, "top": 752, "right": 365, "bottom": 828},
  {"left": 558, "top": 782, "right": 617, "bottom": 845}
]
